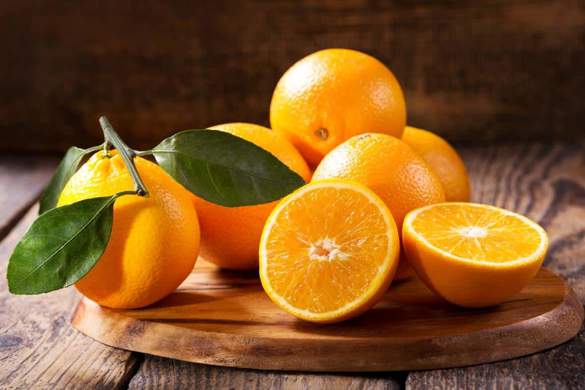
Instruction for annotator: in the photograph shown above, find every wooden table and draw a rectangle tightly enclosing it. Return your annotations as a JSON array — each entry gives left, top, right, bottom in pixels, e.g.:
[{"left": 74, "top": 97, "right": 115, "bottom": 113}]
[{"left": 1, "top": 141, "right": 584, "bottom": 389}]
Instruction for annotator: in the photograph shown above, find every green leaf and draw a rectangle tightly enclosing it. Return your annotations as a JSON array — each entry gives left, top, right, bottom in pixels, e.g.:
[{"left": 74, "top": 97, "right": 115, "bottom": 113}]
[
  {"left": 153, "top": 130, "right": 306, "bottom": 207},
  {"left": 7, "top": 193, "right": 130, "bottom": 295},
  {"left": 39, "top": 146, "right": 95, "bottom": 214}
]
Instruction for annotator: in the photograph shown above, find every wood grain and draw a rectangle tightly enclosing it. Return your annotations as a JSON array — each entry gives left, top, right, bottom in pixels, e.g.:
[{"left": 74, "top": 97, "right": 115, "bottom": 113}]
[
  {"left": 1, "top": 0, "right": 585, "bottom": 152},
  {"left": 0, "top": 154, "right": 57, "bottom": 239},
  {"left": 406, "top": 324, "right": 585, "bottom": 389},
  {"left": 0, "top": 207, "right": 141, "bottom": 389},
  {"left": 129, "top": 357, "right": 402, "bottom": 390},
  {"left": 407, "top": 141, "right": 585, "bottom": 389},
  {"left": 71, "top": 264, "right": 582, "bottom": 372}
]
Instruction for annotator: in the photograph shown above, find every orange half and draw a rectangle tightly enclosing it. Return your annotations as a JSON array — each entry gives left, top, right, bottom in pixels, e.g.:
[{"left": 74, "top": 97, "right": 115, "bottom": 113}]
[
  {"left": 259, "top": 180, "right": 400, "bottom": 323},
  {"left": 403, "top": 202, "right": 549, "bottom": 307}
]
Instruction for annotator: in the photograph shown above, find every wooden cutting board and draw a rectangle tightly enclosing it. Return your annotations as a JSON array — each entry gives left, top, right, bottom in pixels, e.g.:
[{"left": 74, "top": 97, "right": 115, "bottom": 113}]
[{"left": 71, "top": 262, "right": 583, "bottom": 372}]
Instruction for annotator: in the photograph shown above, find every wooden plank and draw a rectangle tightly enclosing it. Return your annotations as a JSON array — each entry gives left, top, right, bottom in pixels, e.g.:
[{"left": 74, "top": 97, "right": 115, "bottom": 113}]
[
  {"left": 128, "top": 356, "right": 402, "bottom": 390},
  {"left": 1, "top": 1, "right": 585, "bottom": 152},
  {"left": 406, "top": 325, "right": 585, "bottom": 389},
  {"left": 407, "top": 141, "right": 585, "bottom": 389},
  {"left": 0, "top": 206, "right": 141, "bottom": 389},
  {"left": 0, "top": 154, "right": 58, "bottom": 238}
]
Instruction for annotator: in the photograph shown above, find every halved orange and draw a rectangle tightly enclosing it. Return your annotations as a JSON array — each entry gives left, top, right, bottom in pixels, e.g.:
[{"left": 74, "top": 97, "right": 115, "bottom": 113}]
[
  {"left": 403, "top": 203, "right": 549, "bottom": 308},
  {"left": 259, "top": 179, "right": 400, "bottom": 323}
]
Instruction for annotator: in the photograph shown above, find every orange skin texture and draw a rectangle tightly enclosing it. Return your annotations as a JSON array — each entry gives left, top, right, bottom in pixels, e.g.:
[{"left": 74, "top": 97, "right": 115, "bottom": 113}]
[
  {"left": 270, "top": 48, "right": 406, "bottom": 167},
  {"left": 403, "top": 230, "right": 545, "bottom": 308},
  {"left": 58, "top": 152, "right": 200, "bottom": 309},
  {"left": 313, "top": 133, "right": 446, "bottom": 279},
  {"left": 402, "top": 126, "right": 471, "bottom": 202},
  {"left": 192, "top": 123, "right": 311, "bottom": 270}
]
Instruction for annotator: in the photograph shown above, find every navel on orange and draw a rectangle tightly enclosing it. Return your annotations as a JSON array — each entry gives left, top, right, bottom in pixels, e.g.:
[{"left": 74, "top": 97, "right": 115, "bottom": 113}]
[
  {"left": 259, "top": 180, "right": 400, "bottom": 323},
  {"left": 270, "top": 48, "right": 406, "bottom": 167},
  {"left": 58, "top": 151, "right": 200, "bottom": 309},
  {"left": 403, "top": 203, "right": 548, "bottom": 308},
  {"left": 193, "top": 123, "right": 311, "bottom": 270}
]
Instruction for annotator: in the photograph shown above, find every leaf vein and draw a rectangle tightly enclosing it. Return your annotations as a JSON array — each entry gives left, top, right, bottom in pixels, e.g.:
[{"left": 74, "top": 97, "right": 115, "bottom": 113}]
[
  {"left": 154, "top": 149, "right": 299, "bottom": 184},
  {"left": 13, "top": 196, "right": 117, "bottom": 287}
]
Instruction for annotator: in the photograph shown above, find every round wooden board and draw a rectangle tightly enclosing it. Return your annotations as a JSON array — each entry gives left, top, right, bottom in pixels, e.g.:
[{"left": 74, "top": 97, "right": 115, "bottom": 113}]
[{"left": 71, "top": 263, "right": 583, "bottom": 372}]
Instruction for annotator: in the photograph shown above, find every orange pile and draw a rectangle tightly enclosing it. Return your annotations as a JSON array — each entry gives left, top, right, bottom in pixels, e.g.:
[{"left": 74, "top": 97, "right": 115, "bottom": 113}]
[
  {"left": 58, "top": 48, "right": 548, "bottom": 321},
  {"left": 190, "top": 48, "right": 548, "bottom": 322}
]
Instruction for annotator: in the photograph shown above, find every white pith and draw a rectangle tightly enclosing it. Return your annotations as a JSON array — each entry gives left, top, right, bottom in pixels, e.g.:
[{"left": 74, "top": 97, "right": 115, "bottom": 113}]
[
  {"left": 457, "top": 226, "right": 488, "bottom": 238},
  {"left": 309, "top": 237, "right": 349, "bottom": 262}
]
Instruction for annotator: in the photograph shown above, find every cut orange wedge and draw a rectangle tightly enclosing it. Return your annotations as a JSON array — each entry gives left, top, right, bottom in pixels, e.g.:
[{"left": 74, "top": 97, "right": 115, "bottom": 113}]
[
  {"left": 403, "top": 202, "right": 549, "bottom": 307},
  {"left": 259, "top": 179, "right": 400, "bottom": 323}
]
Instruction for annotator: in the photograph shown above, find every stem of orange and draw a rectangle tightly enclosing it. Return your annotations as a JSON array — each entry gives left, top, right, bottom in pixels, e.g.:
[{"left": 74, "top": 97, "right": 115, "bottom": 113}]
[{"left": 98, "top": 116, "right": 149, "bottom": 197}]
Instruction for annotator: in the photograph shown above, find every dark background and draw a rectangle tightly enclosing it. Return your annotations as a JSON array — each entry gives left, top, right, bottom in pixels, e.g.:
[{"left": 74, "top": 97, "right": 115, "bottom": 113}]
[{"left": 1, "top": 0, "right": 584, "bottom": 153}]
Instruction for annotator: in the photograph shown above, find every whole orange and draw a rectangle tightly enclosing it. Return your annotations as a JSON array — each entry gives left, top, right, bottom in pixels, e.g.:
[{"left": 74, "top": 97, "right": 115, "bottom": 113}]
[
  {"left": 312, "top": 133, "right": 445, "bottom": 279},
  {"left": 58, "top": 151, "right": 200, "bottom": 309},
  {"left": 402, "top": 126, "right": 471, "bottom": 201},
  {"left": 193, "top": 123, "right": 311, "bottom": 270},
  {"left": 270, "top": 48, "right": 406, "bottom": 167}
]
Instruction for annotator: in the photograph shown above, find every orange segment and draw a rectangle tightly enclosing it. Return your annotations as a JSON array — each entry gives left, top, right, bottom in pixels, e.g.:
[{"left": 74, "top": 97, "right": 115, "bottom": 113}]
[
  {"left": 403, "top": 203, "right": 549, "bottom": 308},
  {"left": 259, "top": 180, "right": 400, "bottom": 323}
]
